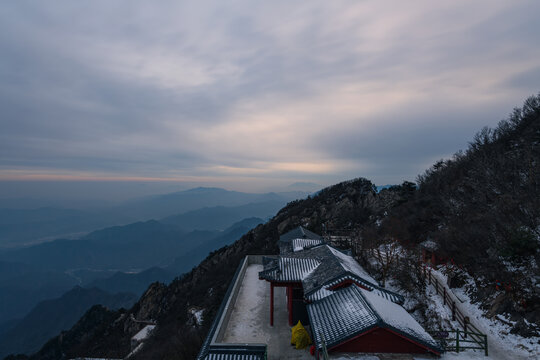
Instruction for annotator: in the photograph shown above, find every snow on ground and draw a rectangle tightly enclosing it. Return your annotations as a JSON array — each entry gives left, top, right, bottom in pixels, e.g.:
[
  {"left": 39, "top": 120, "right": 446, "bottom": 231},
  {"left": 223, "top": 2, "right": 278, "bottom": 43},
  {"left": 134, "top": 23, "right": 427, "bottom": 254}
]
[
  {"left": 381, "top": 263, "right": 540, "bottom": 359},
  {"left": 330, "top": 355, "right": 379, "bottom": 360},
  {"left": 428, "top": 267, "right": 540, "bottom": 359},
  {"left": 125, "top": 343, "right": 144, "bottom": 358},
  {"left": 189, "top": 307, "right": 205, "bottom": 325},
  {"left": 415, "top": 352, "right": 492, "bottom": 360},
  {"left": 222, "top": 264, "right": 270, "bottom": 343},
  {"left": 132, "top": 324, "right": 155, "bottom": 341},
  {"left": 328, "top": 353, "right": 487, "bottom": 360},
  {"left": 194, "top": 309, "right": 204, "bottom": 325},
  {"left": 222, "top": 263, "right": 311, "bottom": 359}
]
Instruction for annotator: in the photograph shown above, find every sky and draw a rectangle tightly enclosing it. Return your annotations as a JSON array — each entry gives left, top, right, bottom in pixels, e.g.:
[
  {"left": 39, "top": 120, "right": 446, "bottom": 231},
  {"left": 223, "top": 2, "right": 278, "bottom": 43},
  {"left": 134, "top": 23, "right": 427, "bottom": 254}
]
[{"left": 1, "top": 0, "right": 539, "bottom": 202}]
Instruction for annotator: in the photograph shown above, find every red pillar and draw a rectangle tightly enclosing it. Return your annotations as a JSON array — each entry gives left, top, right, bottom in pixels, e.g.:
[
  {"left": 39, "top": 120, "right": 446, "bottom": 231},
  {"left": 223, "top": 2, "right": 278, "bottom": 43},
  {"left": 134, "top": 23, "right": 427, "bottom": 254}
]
[
  {"left": 288, "top": 286, "right": 293, "bottom": 326},
  {"left": 270, "top": 283, "right": 274, "bottom": 326},
  {"left": 431, "top": 252, "right": 436, "bottom": 266}
]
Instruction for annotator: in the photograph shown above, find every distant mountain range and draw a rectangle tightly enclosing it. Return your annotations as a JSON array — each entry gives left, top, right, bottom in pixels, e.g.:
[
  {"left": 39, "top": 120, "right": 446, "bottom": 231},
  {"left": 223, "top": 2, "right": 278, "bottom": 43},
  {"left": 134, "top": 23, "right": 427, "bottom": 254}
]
[
  {"left": 0, "top": 214, "right": 264, "bottom": 353},
  {"left": 0, "top": 207, "right": 133, "bottom": 247},
  {"left": 0, "top": 260, "right": 79, "bottom": 326},
  {"left": 161, "top": 201, "right": 280, "bottom": 231},
  {"left": 166, "top": 217, "right": 264, "bottom": 275},
  {"left": 0, "top": 286, "right": 136, "bottom": 358},
  {"left": 0, "top": 187, "right": 306, "bottom": 247},
  {"left": 0, "top": 186, "right": 300, "bottom": 358},
  {"left": 116, "top": 187, "right": 307, "bottom": 220},
  {"left": 0, "top": 220, "right": 210, "bottom": 271}
]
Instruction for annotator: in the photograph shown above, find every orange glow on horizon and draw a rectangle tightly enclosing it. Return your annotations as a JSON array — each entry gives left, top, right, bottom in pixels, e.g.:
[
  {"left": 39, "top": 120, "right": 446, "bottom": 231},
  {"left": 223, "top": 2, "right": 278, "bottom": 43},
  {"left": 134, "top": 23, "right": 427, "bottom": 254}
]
[{"left": 0, "top": 172, "right": 213, "bottom": 183}]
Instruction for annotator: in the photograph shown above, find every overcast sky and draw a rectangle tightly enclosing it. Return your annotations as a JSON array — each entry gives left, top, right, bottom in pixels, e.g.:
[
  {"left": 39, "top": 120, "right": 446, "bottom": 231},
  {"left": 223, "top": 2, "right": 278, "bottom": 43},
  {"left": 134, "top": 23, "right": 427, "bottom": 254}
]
[{"left": 1, "top": 1, "right": 539, "bottom": 199}]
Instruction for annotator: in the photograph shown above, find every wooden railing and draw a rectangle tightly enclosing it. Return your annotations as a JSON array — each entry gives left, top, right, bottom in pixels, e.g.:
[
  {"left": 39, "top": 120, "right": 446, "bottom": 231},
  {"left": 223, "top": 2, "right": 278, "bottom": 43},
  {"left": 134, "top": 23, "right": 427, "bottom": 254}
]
[
  {"left": 422, "top": 266, "right": 488, "bottom": 356},
  {"left": 430, "top": 329, "right": 488, "bottom": 356}
]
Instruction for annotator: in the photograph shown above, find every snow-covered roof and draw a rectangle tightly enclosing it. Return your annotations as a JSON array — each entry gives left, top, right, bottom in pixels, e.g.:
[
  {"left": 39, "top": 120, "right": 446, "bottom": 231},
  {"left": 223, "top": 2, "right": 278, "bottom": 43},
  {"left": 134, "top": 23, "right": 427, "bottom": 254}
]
[
  {"left": 420, "top": 239, "right": 439, "bottom": 251},
  {"left": 361, "top": 288, "right": 439, "bottom": 349},
  {"left": 305, "top": 273, "right": 404, "bottom": 304},
  {"left": 307, "top": 285, "right": 441, "bottom": 354},
  {"left": 259, "top": 257, "right": 320, "bottom": 283},
  {"left": 132, "top": 325, "right": 156, "bottom": 341},
  {"left": 292, "top": 238, "right": 325, "bottom": 252},
  {"left": 260, "top": 244, "right": 403, "bottom": 304},
  {"left": 308, "top": 285, "right": 379, "bottom": 349},
  {"left": 296, "top": 245, "right": 379, "bottom": 295},
  {"left": 328, "top": 246, "right": 378, "bottom": 284}
]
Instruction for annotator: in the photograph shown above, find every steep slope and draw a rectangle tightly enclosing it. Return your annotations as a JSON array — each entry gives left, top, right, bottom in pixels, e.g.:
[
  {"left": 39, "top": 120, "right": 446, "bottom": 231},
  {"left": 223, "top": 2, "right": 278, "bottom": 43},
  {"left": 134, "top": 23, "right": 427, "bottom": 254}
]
[
  {"left": 165, "top": 217, "right": 264, "bottom": 275},
  {"left": 0, "top": 286, "right": 136, "bottom": 358},
  {"left": 82, "top": 218, "right": 264, "bottom": 296},
  {"left": 367, "top": 94, "right": 540, "bottom": 332},
  {"left": 86, "top": 267, "right": 175, "bottom": 297}
]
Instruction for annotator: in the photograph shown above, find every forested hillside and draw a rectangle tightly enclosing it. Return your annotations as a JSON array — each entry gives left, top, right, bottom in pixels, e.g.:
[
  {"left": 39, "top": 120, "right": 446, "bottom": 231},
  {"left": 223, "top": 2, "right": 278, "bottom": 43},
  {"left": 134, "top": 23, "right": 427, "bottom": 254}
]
[{"left": 373, "top": 95, "right": 540, "bottom": 327}]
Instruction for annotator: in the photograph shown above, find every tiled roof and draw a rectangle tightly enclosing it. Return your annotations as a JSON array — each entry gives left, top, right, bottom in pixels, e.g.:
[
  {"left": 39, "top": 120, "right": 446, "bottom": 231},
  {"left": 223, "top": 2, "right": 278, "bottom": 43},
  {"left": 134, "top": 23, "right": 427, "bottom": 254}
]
[
  {"left": 306, "top": 286, "right": 333, "bottom": 301},
  {"left": 307, "top": 285, "right": 441, "bottom": 354},
  {"left": 259, "top": 257, "right": 320, "bottom": 283},
  {"left": 373, "top": 287, "right": 404, "bottom": 304},
  {"left": 292, "top": 238, "right": 325, "bottom": 252},
  {"left": 203, "top": 344, "right": 266, "bottom": 360},
  {"left": 305, "top": 273, "right": 404, "bottom": 304},
  {"left": 308, "top": 285, "right": 379, "bottom": 349},
  {"left": 260, "top": 244, "right": 404, "bottom": 304},
  {"left": 295, "top": 245, "right": 379, "bottom": 295},
  {"left": 279, "top": 226, "right": 322, "bottom": 242},
  {"left": 204, "top": 355, "right": 263, "bottom": 360},
  {"left": 361, "top": 288, "right": 439, "bottom": 350}
]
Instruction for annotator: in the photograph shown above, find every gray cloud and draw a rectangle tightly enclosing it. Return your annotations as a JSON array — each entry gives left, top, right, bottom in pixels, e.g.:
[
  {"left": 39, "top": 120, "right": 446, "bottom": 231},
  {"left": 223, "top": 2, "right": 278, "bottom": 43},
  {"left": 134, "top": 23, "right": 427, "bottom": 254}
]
[{"left": 1, "top": 0, "right": 539, "bottom": 193}]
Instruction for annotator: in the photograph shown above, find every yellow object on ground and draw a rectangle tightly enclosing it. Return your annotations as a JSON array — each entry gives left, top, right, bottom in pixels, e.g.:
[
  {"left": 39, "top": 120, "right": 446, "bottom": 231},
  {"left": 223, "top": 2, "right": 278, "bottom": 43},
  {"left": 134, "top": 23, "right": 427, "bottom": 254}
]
[{"left": 290, "top": 320, "right": 312, "bottom": 349}]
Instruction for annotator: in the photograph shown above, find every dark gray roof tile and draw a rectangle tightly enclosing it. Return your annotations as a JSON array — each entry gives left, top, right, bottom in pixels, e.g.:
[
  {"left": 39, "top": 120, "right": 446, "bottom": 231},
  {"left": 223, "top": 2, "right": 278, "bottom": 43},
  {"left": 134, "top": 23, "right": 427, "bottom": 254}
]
[
  {"left": 279, "top": 226, "right": 322, "bottom": 242},
  {"left": 307, "top": 285, "right": 441, "bottom": 354}
]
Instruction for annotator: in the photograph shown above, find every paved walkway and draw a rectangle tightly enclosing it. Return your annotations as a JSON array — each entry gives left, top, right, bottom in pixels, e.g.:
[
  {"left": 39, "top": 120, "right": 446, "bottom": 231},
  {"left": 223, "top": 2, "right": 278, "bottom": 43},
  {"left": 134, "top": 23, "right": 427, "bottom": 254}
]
[{"left": 222, "top": 264, "right": 312, "bottom": 359}]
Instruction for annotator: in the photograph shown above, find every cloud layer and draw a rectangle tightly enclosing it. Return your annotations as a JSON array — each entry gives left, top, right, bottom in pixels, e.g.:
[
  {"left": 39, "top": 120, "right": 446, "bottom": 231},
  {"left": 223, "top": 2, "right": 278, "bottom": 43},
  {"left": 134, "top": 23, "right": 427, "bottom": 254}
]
[{"left": 1, "top": 0, "right": 539, "bottom": 191}]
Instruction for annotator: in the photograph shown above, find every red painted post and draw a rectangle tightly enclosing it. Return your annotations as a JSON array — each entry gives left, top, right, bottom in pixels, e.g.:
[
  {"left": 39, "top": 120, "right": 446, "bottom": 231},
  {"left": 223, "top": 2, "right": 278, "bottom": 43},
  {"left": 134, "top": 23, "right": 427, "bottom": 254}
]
[
  {"left": 270, "top": 283, "right": 274, "bottom": 326},
  {"left": 452, "top": 301, "right": 456, "bottom": 321},
  {"left": 428, "top": 269, "right": 431, "bottom": 284},
  {"left": 288, "top": 286, "right": 293, "bottom": 326}
]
